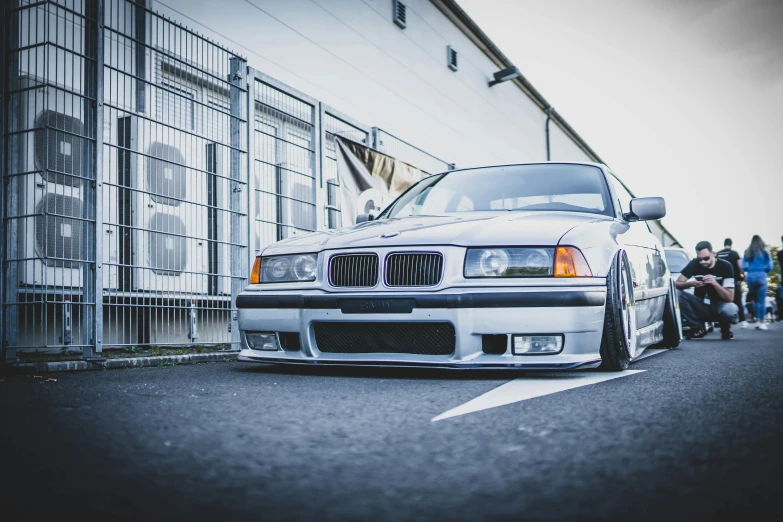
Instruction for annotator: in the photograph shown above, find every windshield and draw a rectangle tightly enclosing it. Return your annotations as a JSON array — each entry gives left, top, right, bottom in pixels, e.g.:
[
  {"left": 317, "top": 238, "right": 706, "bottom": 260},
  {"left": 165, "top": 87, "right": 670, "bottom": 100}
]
[
  {"left": 380, "top": 164, "right": 613, "bottom": 219},
  {"left": 665, "top": 249, "right": 691, "bottom": 273}
]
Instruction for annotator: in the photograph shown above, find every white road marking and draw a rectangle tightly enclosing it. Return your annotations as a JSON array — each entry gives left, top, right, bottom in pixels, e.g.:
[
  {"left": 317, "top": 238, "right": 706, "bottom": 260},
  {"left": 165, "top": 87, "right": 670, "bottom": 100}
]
[
  {"left": 432, "top": 370, "right": 646, "bottom": 422},
  {"left": 635, "top": 348, "right": 667, "bottom": 361}
]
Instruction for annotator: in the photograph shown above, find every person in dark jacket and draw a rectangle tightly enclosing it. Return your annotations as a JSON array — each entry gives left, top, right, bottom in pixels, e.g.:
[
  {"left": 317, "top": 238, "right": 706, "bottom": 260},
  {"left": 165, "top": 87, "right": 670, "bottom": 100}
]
[{"left": 742, "top": 235, "right": 773, "bottom": 331}]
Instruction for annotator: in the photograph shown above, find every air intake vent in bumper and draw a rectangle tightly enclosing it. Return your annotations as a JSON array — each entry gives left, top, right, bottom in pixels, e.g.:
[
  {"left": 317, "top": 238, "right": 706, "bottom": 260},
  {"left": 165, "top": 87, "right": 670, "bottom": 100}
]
[
  {"left": 314, "top": 322, "right": 455, "bottom": 355},
  {"left": 329, "top": 254, "right": 379, "bottom": 287},
  {"left": 385, "top": 252, "right": 443, "bottom": 287}
]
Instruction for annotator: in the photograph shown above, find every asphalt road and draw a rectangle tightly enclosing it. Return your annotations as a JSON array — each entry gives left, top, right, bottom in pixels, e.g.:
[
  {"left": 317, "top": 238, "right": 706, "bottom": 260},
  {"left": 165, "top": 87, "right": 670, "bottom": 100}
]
[{"left": 2, "top": 325, "right": 782, "bottom": 522}]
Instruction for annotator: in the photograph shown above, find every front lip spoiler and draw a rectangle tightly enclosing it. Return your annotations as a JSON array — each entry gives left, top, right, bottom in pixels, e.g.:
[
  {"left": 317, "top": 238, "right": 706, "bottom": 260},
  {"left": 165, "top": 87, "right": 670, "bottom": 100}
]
[
  {"left": 236, "top": 290, "right": 606, "bottom": 310},
  {"left": 236, "top": 354, "right": 603, "bottom": 371}
]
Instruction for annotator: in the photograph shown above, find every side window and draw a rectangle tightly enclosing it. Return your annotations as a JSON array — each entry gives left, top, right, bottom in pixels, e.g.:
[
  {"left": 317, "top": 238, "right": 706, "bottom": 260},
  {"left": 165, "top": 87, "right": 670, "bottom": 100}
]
[{"left": 608, "top": 174, "right": 633, "bottom": 216}]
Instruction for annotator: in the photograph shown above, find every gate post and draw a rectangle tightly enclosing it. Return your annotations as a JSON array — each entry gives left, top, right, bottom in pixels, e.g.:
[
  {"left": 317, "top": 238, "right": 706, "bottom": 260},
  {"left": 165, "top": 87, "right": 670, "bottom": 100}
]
[
  {"left": 82, "top": 0, "right": 104, "bottom": 360},
  {"left": 1, "top": 0, "right": 20, "bottom": 363},
  {"left": 229, "top": 57, "right": 248, "bottom": 350}
]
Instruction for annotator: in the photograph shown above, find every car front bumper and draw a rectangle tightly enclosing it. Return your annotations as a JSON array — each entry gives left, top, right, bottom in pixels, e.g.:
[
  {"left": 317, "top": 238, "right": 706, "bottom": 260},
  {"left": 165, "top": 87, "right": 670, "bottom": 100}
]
[{"left": 236, "top": 287, "right": 607, "bottom": 370}]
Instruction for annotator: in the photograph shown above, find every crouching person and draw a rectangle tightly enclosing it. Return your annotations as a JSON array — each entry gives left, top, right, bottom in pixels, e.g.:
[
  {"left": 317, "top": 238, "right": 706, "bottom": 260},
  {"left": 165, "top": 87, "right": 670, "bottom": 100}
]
[{"left": 676, "top": 241, "right": 739, "bottom": 340}]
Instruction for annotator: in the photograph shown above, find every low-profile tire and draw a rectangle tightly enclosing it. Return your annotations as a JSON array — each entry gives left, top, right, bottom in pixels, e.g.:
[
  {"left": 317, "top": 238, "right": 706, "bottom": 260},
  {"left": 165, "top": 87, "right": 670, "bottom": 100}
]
[
  {"left": 653, "top": 281, "right": 681, "bottom": 348},
  {"left": 599, "top": 250, "right": 637, "bottom": 371}
]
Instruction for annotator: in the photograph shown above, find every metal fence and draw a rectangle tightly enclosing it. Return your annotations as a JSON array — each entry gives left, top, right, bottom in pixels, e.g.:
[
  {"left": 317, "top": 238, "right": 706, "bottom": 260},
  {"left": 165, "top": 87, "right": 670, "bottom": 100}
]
[
  {"left": 373, "top": 128, "right": 454, "bottom": 175},
  {"left": 322, "top": 109, "right": 370, "bottom": 229},
  {"left": 252, "top": 72, "right": 316, "bottom": 250},
  {"left": 1, "top": 0, "right": 453, "bottom": 360},
  {"left": 100, "top": 0, "right": 248, "bottom": 350},
  {"left": 3, "top": 0, "right": 99, "bottom": 357}
]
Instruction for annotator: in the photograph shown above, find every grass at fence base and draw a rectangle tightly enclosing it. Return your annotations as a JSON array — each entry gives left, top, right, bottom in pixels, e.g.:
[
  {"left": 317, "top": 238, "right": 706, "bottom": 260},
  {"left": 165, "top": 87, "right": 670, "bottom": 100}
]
[{"left": 15, "top": 344, "right": 236, "bottom": 363}]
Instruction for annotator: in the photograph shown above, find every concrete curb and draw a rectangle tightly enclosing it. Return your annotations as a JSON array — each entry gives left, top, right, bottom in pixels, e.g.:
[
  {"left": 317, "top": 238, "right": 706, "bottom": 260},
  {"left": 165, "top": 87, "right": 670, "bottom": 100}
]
[{"left": 4, "top": 351, "right": 239, "bottom": 374}]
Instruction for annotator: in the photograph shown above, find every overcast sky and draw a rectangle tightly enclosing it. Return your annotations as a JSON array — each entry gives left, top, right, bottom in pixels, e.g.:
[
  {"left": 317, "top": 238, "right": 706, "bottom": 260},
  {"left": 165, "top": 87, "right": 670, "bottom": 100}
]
[{"left": 458, "top": 0, "right": 783, "bottom": 254}]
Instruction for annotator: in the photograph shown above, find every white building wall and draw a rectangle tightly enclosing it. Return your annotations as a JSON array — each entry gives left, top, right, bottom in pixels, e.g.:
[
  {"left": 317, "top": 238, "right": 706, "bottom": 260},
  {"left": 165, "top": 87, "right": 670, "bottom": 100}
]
[
  {"left": 152, "top": 0, "right": 562, "bottom": 168},
  {"left": 549, "top": 123, "right": 594, "bottom": 162}
]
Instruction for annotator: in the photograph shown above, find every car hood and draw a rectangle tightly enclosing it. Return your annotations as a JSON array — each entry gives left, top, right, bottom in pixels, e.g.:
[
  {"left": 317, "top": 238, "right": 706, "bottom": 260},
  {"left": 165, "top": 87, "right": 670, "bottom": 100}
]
[{"left": 261, "top": 212, "right": 612, "bottom": 255}]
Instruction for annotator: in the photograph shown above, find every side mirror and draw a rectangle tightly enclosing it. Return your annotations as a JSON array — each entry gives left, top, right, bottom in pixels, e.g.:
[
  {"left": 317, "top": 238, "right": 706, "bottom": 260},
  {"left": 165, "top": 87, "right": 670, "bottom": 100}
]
[
  {"left": 625, "top": 197, "right": 666, "bottom": 221},
  {"left": 356, "top": 213, "right": 375, "bottom": 224}
]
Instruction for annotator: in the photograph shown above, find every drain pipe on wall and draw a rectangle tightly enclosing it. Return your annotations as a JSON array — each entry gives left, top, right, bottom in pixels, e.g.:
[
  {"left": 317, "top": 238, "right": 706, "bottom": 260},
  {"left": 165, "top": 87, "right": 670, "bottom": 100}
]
[{"left": 545, "top": 107, "right": 554, "bottom": 161}]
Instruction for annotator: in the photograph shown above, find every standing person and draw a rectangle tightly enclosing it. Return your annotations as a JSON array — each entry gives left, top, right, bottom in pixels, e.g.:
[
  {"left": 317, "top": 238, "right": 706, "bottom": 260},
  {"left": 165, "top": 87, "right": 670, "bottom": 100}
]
[
  {"left": 778, "top": 235, "right": 783, "bottom": 272},
  {"left": 676, "top": 241, "right": 739, "bottom": 340},
  {"left": 777, "top": 235, "right": 783, "bottom": 321},
  {"left": 742, "top": 235, "right": 773, "bottom": 331},
  {"left": 717, "top": 238, "right": 747, "bottom": 327}
]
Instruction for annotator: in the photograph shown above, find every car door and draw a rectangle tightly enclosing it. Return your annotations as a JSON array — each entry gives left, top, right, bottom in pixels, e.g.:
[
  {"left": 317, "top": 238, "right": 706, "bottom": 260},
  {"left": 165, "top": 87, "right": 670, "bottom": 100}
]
[{"left": 606, "top": 173, "right": 667, "bottom": 332}]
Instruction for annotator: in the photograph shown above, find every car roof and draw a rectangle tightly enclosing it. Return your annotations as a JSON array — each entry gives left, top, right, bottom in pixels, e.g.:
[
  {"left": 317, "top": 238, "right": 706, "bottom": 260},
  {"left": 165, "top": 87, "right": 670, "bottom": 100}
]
[{"left": 441, "top": 161, "right": 607, "bottom": 175}]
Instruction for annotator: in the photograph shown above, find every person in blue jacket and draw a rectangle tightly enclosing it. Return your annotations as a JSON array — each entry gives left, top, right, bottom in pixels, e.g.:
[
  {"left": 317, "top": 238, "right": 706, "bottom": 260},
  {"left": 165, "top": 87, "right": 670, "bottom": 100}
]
[{"left": 742, "top": 235, "right": 774, "bottom": 330}]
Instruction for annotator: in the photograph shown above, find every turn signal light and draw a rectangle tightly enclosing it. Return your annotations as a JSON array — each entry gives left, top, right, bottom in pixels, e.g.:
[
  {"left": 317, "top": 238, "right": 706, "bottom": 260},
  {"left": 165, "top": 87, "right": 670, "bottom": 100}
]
[
  {"left": 250, "top": 256, "right": 262, "bottom": 284},
  {"left": 554, "top": 246, "right": 592, "bottom": 277}
]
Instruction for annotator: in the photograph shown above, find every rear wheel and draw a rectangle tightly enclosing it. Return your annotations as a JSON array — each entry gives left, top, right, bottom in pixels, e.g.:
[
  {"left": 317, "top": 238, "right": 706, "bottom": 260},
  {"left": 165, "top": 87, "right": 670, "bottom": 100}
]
[
  {"left": 599, "top": 250, "right": 637, "bottom": 371},
  {"left": 653, "top": 280, "right": 681, "bottom": 348}
]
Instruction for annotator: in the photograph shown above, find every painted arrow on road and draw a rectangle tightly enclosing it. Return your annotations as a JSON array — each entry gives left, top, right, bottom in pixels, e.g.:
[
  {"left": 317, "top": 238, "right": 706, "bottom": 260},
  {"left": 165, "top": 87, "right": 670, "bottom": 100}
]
[{"left": 432, "top": 349, "right": 666, "bottom": 421}]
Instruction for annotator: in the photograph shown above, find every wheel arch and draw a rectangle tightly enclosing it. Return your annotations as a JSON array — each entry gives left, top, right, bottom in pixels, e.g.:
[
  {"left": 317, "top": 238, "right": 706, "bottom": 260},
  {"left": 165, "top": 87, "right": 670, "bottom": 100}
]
[{"left": 558, "top": 221, "right": 628, "bottom": 279}]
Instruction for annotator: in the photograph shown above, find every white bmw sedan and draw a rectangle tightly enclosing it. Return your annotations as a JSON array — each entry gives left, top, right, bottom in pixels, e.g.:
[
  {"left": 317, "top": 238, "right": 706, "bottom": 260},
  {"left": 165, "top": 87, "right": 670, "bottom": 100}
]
[{"left": 237, "top": 162, "right": 681, "bottom": 371}]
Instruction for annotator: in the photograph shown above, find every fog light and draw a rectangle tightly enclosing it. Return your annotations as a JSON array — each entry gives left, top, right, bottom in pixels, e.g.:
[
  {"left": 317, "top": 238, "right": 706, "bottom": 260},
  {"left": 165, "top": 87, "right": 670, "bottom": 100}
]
[
  {"left": 512, "top": 335, "right": 563, "bottom": 355},
  {"left": 246, "top": 332, "right": 279, "bottom": 351}
]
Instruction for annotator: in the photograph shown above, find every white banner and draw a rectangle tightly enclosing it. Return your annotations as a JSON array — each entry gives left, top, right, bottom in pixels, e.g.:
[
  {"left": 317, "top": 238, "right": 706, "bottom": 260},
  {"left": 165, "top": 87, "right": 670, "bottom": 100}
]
[{"left": 334, "top": 137, "right": 425, "bottom": 227}]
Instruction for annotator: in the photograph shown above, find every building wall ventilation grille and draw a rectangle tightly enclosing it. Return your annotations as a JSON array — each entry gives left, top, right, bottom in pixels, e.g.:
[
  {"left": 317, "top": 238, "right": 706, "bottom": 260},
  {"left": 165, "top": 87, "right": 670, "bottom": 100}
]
[
  {"left": 393, "top": 0, "right": 407, "bottom": 29},
  {"left": 447, "top": 45, "right": 458, "bottom": 71}
]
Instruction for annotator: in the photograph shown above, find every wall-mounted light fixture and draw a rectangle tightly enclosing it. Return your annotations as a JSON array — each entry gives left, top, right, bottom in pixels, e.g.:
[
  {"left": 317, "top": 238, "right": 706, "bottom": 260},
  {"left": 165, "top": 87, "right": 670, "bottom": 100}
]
[{"left": 488, "top": 66, "right": 521, "bottom": 87}]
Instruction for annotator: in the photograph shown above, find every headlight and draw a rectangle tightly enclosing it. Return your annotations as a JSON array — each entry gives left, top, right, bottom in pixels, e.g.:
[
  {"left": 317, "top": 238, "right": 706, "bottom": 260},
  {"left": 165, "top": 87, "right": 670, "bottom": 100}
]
[
  {"left": 478, "top": 249, "right": 509, "bottom": 276},
  {"left": 292, "top": 254, "right": 317, "bottom": 280},
  {"left": 259, "top": 254, "right": 317, "bottom": 283},
  {"left": 465, "top": 248, "right": 554, "bottom": 277}
]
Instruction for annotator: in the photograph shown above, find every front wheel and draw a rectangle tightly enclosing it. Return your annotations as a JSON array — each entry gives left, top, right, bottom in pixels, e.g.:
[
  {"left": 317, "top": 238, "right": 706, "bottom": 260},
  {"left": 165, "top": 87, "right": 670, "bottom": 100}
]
[{"left": 599, "top": 250, "right": 637, "bottom": 371}]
